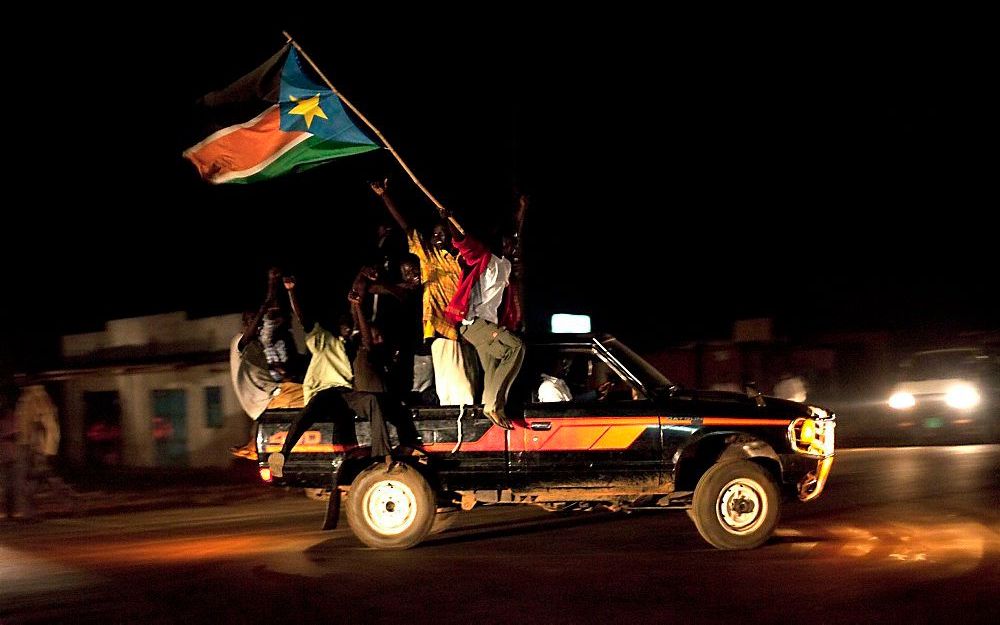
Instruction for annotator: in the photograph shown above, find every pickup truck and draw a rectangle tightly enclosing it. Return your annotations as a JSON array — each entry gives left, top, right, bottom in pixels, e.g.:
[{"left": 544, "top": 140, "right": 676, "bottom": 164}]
[{"left": 256, "top": 334, "right": 835, "bottom": 550}]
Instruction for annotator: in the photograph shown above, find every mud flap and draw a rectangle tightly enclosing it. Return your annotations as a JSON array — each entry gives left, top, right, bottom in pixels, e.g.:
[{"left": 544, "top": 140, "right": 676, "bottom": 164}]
[{"left": 321, "top": 473, "right": 340, "bottom": 530}]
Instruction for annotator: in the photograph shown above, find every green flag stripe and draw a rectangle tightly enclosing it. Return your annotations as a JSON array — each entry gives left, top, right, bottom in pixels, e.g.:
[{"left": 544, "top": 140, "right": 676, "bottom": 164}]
[{"left": 227, "top": 135, "right": 380, "bottom": 184}]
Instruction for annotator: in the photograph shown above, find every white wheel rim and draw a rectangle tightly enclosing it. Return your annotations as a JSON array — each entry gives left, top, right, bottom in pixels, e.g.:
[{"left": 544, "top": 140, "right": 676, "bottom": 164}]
[
  {"left": 716, "top": 477, "right": 768, "bottom": 535},
  {"left": 362, "top": 479, "right": 418, "bottom": 536}
]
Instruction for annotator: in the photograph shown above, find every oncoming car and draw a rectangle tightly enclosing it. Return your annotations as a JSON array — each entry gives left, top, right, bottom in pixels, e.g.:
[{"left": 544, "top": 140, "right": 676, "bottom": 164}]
[
  {"left": 887, "top": 347, "right": 1000, "bottom": 442},
  {"left": 257, "top": 334, "right": 836, "bottom": 550}
]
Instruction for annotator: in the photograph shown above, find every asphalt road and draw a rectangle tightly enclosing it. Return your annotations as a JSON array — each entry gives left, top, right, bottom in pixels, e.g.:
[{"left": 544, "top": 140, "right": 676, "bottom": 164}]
[{"left": 2, "top": 445, "right": 999, "bottom": 625}]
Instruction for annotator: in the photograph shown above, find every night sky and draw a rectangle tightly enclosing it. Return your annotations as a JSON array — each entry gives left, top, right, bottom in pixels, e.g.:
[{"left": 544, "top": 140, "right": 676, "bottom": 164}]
[{"left": 2, "top": 16, "right": 994, "bottom": 372}]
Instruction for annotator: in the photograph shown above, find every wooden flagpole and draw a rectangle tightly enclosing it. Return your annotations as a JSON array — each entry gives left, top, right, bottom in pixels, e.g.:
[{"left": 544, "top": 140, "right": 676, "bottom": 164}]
[{"left": 283, "top": 31, "right": 464, "bottom": 235}]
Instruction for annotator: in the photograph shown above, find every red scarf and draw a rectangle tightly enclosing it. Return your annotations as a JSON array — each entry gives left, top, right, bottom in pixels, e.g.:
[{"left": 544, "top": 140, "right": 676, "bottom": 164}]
[{"left": 444, "top": 234, "right": 493, "bottom": 324}]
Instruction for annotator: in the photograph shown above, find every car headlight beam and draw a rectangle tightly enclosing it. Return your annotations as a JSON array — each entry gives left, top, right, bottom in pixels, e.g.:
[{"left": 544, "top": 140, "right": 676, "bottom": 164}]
[
  {"left": 945, "top": 385, "right": 980, "bottom": 409},
  {"left": 888, "top": 391, "right": 915, "bottom": 410}
]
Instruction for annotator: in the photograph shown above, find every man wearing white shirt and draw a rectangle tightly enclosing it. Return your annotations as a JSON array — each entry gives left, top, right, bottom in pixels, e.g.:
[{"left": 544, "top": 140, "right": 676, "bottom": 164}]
[{"left": 537, "top": 373, "right": 573, "bottom": 403}]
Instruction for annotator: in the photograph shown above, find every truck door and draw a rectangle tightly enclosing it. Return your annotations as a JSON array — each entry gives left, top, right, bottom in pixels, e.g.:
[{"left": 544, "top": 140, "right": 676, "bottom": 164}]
[{"left": 510, "top": 347, "right": 663, "bottom": 489}]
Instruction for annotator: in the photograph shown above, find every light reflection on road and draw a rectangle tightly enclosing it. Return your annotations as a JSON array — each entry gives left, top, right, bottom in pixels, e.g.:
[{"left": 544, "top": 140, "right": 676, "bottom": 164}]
[
  {"left": 35, "top": 532, "right": 329, "bottom": 566},
  {"left": 778, "top": 517, "right": 992, "bottom": 578},
  {"left": 0, "top": 544, "right": 96, "bottom": 600}
]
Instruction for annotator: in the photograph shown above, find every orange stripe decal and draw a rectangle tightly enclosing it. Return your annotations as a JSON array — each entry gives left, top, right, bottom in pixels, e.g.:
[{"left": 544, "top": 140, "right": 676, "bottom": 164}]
[
  {"left": 534, "top": 416, "right": 659, "bottom": 427},
  {"left": 526, "top": 419, "right": 660, "bottom": 451},
  {"left": 593, "top": 425, "right": 650, "bottom": 449},
  {"left": 541, "top": 425, "right": 609, "bottom": 450},
  {"left": 701, "top": 418, "right": 792, "bottom": 426},
  {"left": 263, "top": 443, "right": 343, "bottom": 453},
  {"left": 264, "top": 416, "right": 793, "bottom": 458}
]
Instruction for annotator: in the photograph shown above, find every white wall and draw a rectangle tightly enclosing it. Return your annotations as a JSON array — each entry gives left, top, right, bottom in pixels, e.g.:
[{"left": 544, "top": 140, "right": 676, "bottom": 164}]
[{"left": 59, "top": 311, "right": 247, "bottom": 468}]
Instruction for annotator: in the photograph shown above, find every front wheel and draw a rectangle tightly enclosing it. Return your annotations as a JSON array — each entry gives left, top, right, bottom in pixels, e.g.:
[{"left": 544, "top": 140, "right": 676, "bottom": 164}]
[
  {"left": 690, "top": 460, "right": 780, "bottom": 550},
  {"left": 346, "top": 463, "right": 436, "bottom": 550}
]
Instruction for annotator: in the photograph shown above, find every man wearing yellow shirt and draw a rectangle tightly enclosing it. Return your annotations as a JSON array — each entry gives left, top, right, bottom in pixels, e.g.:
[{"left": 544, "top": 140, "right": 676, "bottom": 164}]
[{"left": 371, "top": 179, "right": 476, "bottom": 406}]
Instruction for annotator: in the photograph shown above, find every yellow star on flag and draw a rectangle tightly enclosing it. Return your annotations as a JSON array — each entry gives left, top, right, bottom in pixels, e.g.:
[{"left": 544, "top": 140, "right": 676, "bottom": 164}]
[{"left": 287, "top": 94, "right": 328, "bottom": 129}]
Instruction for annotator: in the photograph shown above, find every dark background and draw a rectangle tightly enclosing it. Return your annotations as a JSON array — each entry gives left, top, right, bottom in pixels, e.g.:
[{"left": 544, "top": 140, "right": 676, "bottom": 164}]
[{"left": 2, "top": 14, "right": 994, "bottom": 372}]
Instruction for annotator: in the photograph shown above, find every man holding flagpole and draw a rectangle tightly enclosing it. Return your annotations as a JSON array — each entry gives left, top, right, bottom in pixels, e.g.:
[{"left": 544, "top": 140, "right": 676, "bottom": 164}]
[{"left": 441, "top": 209, "right": 525, "bottom": 430}]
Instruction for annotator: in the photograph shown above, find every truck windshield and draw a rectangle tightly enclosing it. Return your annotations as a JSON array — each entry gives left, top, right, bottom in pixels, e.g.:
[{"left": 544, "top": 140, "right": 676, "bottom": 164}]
[
  {"left": 904, "top": 350, "right": 988, "bottom": 381},
  {"left": 599, "top": 337, "right": 674, "bottom": 392}
]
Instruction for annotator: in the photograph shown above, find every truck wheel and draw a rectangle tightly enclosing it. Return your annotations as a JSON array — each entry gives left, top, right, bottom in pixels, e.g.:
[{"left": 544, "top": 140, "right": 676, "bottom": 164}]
[
  {"left": 690, "top": 460, "right": 780, "bottom": 550},
  {"left": 346, "top": 463, "right": 436, "bottom": 550}
]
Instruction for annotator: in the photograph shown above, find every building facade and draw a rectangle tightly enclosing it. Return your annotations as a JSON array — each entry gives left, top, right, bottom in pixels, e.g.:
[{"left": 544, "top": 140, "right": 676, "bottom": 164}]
[{"left": 48, "top": 312, "right": 247, "bottom": 468}]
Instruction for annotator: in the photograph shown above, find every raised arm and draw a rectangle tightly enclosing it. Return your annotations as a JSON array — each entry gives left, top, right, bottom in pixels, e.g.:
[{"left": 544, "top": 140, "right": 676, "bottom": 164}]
[
  {"left": 348, "top": 276, "right": 373, "bottom": 349},
  {"left": 367, "top": 281, "right": 410, "bottom": 301},
  {"left": 370, "top": 178, "right": 410, "bottom": 232},
  {"left": 512, "top": 193, "right": 528, "bottom": 260},
  {"left": 437, "top": 205, "right": 466, "bottom": 242},
  {"left": 237, "top": 303, "right": 267, "bottom": 351},
  {"left": 283, "top": 275, "right": 313, "bottom": 330},
  {"left": 265, "top": 266, "right": 282, "bottom": 306}
]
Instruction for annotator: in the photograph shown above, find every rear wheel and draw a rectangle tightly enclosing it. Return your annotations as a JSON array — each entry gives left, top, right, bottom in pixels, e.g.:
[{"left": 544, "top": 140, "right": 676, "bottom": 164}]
[
  {"left": 346, "top": 463, "right": 436, "bottom": 550},
  {"left": 690, "top": 460, "right": 780, "bottom": 550}
]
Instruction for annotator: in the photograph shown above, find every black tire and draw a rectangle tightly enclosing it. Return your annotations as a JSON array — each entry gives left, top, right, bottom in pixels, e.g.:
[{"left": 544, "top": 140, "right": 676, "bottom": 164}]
[
  {"left": 690, "top": 460, "right": 780, "bottom": 550},
  {"left": 345, "top": 463, "right": 436, "bottom": 550}
]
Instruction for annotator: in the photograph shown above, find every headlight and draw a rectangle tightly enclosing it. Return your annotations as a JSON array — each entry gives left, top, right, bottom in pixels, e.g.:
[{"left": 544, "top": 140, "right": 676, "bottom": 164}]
[
  {"left": 945, "top": 385, "right": 980, "bottom": 409},
  {"left": 799, "top": 419, "right": 816, "bottom": 445},
  {"left": 888, "top": 391, "right": 915, "bottom": 409},
  {"left": 788, "top": 416, "right": 834, "bottom": 456}
]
